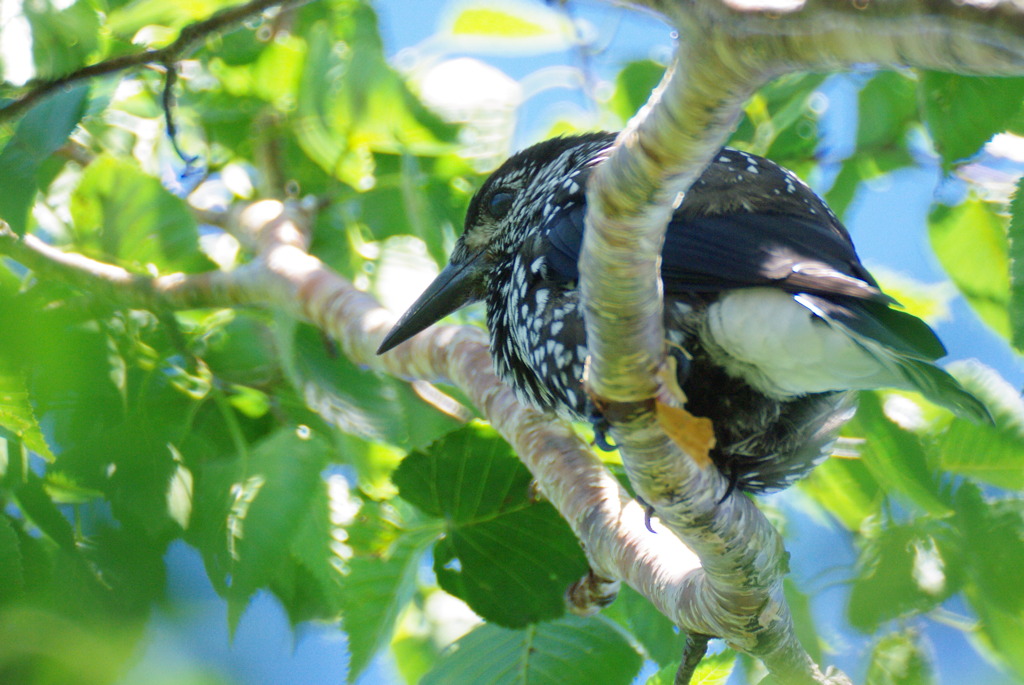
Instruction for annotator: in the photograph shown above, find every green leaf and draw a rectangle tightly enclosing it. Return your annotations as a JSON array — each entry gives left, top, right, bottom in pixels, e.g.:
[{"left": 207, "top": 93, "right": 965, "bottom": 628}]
[
  {"left": 87, "top": 525, "right": 168, "bottom": 618},
  {"left": 341, "top": 527, "right": 437, "bottom": 683},
  {"left": 1008, "top": 175, "right": 1024, "bottom": 350},
  {"left": 0, "top": 368, "right": 54, "bottom": 461},
  {"left": 294, "top": 23, "right": 349, "bottom": 180},
  {"left": 391, "top": 592, "right": 448, "bottom": 685},
  {"left": 192, "top": 310, "right": 278, "bottom": 387},
  {"left": 609, "top": 61, "right": 666, "bottom": 124},
  {"left": 278, "top": 322, "right": 464, "bottom": 452},
  {"left": 929, "top": 198, "right": 1010, "bottom": 340},
  {"left": 422, "top": 615, "right": 643, "bottom": 685},
  {"left": 101, "top": 427, "right": 182, "bottom": 537},
  {"left": 865, "top": 631, "right": 935, "bottom": 685},
  {"left": 0, "top": 84, "right": 90, "bottom": 236},
  {"left": 646, "top": 650, "right": 735, "bottom": 685},
  {"left": 70, "top": 154, "right": 210, "bottom": 272},
  {"left": 950, "top": 488, "right": 1024, "bottom": 678},
  {"left": 210, "top": 23, "right": 267, "bottom": 67},
  {"left": 0, "top": 288, "right": 123, "bottom": 459},
  {"left": 199, "top": 311, "right": 281, "bottom": 386},
  {"left": 603, "top": 584, "right": 686, "bottom": 666},
  {"left": 0, "top": 515, "right": 25, "bottom": 605},
  {"left": 25, "top": 1, "right": 100, "bottom": 78},
  {"left": 826, "top": 148, "right": 914, "bottom": 220},
  {"left": 732, "top": 73, "right": 826, "bottom": 162},
  {"left": 451, "top": 7, "right": 550, "bottom": 38},
  {"left": 268, "top": 557, "right": 338, "bottom": 630},
  {"left": 226, "top": 427, "right": 331, "bottom": 625},
  {"left": 185, "top": 448, "right": 244, "bottom": 594},
  {"left": 392, "top": 632, "right": 440, "bottom": 685},
  {"left": 850, "top": 393, "right": 951, "bottom": 516},
  {"left": 956, "top": 486, "right": 1024, "bottom": 614},
  {"left": 395, "top": 423, "right": 589, "bottom": 627},
  {"left": 857, "top": 72, "right": 918, "bottom": 152},
  {"left": 295, "top": 10, "right": 456, "bottom": 187},
  {"left": 0, "top": 600, "right": 142, "bottom": 683},
  {"left": 784, "top": 579, "right": 823, "bottom": 666},
  {"left": 442, "top": 1, "right": 573, "bottom": 53},
  {"left": 276, "top": 476, "right": 352, "bottom": 624},
  {"left": 15, "top": 472, "right": 75, "bottom": 550},
  {"left": 848, "top": 522, "right": 958, "bottom": 632},
  {"left": 920, "top": 73, "right": 1024, "bottom": 169},
  {"left": 39, "top": 334, "right": 206, "bottom": 536},
  {"left": 826, "top": 72, "right": 917, "bottom": 218},
  {"left": 355, "top": 153, "right": 473, "bottom": 264},
  {"left": 938, "top": 361, "right": 1024, "bottom": 490},
  {"left": 967, "top": 593, "right": 1024, "bottom": 680},
  {"left": 105, "top": 0, "right": 235, "bottom": 40},
  {"left": 210, "top": 33, "right": 306, "bottom": 108},
  {"left": 191, "top": 89, "right": 269, "bottom": 158},
  {"left": 800, "top": 454, "right": 882, "bottom": 531}
]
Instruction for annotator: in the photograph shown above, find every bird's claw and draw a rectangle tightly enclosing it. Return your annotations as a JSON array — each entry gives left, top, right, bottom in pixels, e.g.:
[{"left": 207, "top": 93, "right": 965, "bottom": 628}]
[
  {"left": 635, "top": 496, "right": 657, "bottom": 534},
  {"left": 589, "top": 413, "right": 616, "bottom": 451}
]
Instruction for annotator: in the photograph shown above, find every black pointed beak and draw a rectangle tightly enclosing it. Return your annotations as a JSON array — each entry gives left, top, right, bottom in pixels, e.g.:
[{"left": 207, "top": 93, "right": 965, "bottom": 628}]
[{"left": 376, "top": 253, "right": 487, "bottom": 354}]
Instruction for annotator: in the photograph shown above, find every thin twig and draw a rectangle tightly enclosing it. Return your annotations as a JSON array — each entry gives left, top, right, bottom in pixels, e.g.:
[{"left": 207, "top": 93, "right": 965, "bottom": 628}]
[
  {"left": 674, "top": 634, "right": 712, "bottom": 685},
  {"left": 0, "top": 221, "right": 227, "bottom": 310},
  {"left": 0, "top": 0, "right": 310, "bottom": 124}
]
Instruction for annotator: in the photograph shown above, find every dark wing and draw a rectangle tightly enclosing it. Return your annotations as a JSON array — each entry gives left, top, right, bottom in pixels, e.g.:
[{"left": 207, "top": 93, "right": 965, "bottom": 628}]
[
  {"left": 543, "top": 203, "right": 948, "bottom": 363},
  {"left": 547, "top": 146, "right": 885, "bottom": 298},
  {"left": 659, "top": 212, "right": 886, "bottom": 300},
  {"left": 548, "top": 204, "right": 882, "bottom": 298}
]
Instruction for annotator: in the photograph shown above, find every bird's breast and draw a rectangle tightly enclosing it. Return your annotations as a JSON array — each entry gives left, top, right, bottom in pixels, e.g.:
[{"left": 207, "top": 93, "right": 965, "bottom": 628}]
[{"left": 487, "top": 265, "right": 590, "bottom": 418}]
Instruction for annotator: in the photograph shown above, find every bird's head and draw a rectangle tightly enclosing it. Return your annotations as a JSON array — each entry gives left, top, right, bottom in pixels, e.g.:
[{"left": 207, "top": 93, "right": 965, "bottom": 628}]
[{"left": 377, "top": 132, "right": 614, "bottom": 354}]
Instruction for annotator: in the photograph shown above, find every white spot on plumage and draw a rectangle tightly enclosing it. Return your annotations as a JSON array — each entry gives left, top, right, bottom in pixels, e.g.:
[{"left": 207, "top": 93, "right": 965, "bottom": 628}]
[{"left": 534, "top": 288, "right": 549, "bottom": 310}]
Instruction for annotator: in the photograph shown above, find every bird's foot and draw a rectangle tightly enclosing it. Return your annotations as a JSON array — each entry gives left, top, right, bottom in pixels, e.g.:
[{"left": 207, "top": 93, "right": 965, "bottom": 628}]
[{"left": 587, "top": 411, "right": 617, "bottom": 452}]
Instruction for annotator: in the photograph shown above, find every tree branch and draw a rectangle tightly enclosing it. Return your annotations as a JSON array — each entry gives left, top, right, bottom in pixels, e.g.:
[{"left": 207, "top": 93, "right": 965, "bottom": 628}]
[
  {"left": 577, "top": 0, "right": 1024, "bottom": 682},
  {"left": 0, "top": 0, "right": 310, "bottom": 125},
  {"left": 0, "top": 222, "right": 219, "bottom": 309}
]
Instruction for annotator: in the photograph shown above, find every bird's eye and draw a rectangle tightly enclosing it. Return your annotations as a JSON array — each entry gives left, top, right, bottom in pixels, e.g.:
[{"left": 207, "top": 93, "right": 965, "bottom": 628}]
[{"left": 488, "top": 192, "right": 514, "bottom": 219}]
